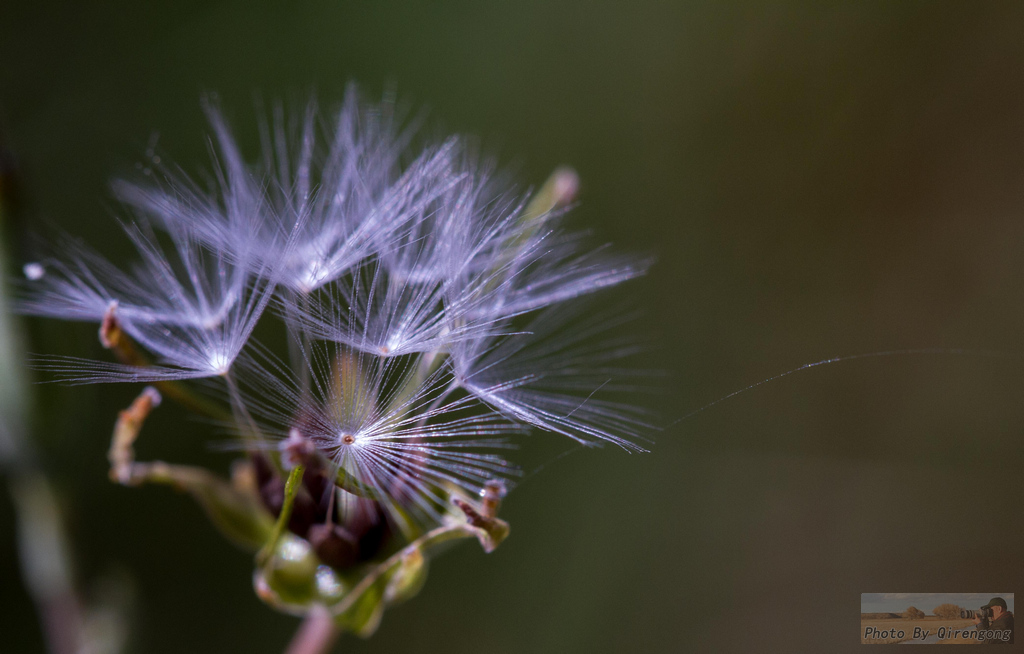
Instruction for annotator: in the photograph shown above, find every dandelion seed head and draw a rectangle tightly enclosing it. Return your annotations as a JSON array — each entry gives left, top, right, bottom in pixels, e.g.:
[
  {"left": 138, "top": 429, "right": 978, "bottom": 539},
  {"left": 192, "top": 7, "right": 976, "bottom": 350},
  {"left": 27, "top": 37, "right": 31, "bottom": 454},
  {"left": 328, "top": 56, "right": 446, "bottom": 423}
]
[{"left": 21, "top": 86, "right": 656, "bottom": 531}]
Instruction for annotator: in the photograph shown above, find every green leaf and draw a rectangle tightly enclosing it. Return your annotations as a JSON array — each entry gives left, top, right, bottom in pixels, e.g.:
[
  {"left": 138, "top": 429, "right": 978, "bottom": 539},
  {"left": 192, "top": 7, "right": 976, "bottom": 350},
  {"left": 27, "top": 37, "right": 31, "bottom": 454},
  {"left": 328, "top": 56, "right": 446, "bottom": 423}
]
[
  {"left": 128, "top": 461, "right": 275, "bottom": 551},
  {"left": 336, "top": 580, "right": 384, "bottom": 638},
  {"left": 383, "top": 548, "right": 428, "bottom": 605}
]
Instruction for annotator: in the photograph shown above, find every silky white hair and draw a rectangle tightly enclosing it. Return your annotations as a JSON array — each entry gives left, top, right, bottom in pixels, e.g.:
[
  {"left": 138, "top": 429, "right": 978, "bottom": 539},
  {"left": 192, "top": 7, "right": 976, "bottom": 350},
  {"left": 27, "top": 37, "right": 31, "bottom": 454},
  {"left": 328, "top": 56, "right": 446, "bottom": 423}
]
[{"left": 19, "top": 85, "right": 655, "bottom": 524}]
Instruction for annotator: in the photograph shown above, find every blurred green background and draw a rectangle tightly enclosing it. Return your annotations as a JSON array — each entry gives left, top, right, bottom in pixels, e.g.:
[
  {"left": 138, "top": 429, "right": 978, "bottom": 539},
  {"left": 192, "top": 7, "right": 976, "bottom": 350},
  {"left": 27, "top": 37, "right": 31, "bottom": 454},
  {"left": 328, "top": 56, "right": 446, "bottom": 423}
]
[{"left": 2, "top": 2, "right": 1024, "bottom": 652}]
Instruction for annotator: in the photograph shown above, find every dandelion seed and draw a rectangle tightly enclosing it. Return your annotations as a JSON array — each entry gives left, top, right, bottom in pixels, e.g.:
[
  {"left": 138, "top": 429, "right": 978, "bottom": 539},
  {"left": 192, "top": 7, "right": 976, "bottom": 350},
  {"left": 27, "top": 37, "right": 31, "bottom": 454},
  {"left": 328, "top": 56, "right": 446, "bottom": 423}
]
[
  {"left": 21, "top": 217, "right": 274, "bottom": 383},
  {"left": 234, "top": 341, "right": 523, "bottom": 525},
  {"left": 450, "top": 304, "right": 655, "bottom": 451}
]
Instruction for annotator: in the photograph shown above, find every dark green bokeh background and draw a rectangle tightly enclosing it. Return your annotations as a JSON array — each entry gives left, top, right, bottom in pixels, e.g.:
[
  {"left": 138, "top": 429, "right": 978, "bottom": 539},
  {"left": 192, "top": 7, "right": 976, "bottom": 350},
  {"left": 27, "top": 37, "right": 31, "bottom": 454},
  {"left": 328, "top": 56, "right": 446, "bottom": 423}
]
[{"left": 3, "top": 2, "right": 1024, "bottom": 652}]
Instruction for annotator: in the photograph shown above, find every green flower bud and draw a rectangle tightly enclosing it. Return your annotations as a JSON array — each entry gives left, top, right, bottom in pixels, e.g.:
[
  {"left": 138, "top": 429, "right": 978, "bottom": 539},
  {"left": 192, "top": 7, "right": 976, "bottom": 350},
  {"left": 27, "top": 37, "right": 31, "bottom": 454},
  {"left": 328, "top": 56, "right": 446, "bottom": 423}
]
[{"left": 254, "top": 534, "right": 321, "bottom": 609}]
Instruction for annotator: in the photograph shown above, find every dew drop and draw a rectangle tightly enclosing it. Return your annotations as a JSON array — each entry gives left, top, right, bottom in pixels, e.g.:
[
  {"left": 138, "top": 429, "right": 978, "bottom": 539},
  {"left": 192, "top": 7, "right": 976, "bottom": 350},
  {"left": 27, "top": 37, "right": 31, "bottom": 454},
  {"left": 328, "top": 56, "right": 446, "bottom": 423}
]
[
  {"left": 23, "top": 262, "right": 45, "bottom": 280},
  {"left": 279, "top": 536, "right": 311, "bottom": 562},
  {"left": 315, "top": 565, "right": 344, "bottom": 600}
]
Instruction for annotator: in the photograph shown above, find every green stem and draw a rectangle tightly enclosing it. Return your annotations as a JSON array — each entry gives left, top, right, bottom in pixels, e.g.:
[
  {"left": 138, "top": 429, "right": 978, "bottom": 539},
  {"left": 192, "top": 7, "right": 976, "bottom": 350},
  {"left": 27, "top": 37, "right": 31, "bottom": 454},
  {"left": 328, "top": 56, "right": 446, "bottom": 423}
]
[
  {"left": 285, "top": 605, "right": 341, "bottom": 654},
  {"left": 328, "top": 517, "right": 504, "bottom": 620},
  {"left": 8, "top": 473, "right": 85, "bottom": 654},
  {"left": 258, "top": 465, "right": 305, "bottom": 565}
]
